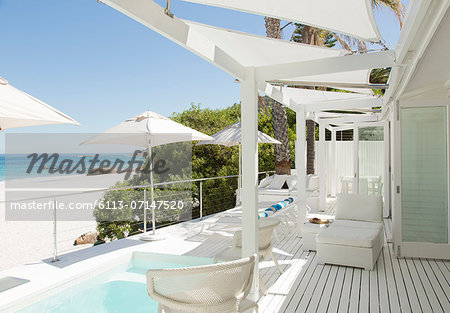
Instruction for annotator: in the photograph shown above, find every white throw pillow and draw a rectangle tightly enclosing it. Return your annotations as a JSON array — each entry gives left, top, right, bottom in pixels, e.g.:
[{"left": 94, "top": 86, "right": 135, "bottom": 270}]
[
  {"left": 335, "top": 193, "right": 383, "bottom": 223},
  {"left": 259, "top": 175, "right": 274, "bottom": 188},
  {"left": 268, "top": 174, "right": 288, "bottom": 189},
  {"left": 286, "top": 175, "right": 297, "bottom": 189},
  {"left": 307, "top": 175, "right": 319, "bottom": 190}
]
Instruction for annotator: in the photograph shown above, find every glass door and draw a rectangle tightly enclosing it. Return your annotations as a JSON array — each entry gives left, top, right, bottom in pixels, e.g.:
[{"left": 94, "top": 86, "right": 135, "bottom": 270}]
[
  {"left": 401, "top": 106, "right": 448, "bottom": 244},
  {"left": 358, "top": 126, "right": 385, "bottom": 198}
]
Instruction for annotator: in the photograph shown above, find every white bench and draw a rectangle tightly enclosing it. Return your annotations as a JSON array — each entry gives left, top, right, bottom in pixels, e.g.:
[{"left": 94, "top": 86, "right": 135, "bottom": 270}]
[{"left": 316, "top": 194, "right": 384, "bottom": 270}]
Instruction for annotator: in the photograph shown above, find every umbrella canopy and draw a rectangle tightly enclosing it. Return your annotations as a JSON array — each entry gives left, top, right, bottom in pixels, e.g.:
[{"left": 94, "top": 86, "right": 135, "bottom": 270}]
[
  {"left": 197, "top": 122, "right": 281, "bottom": 147},
  {"left": 0, "top": 76, "right": 79, "bottom": 130},
  {"left": 81, "top": 111, "right": 212, "bottom": 147}
]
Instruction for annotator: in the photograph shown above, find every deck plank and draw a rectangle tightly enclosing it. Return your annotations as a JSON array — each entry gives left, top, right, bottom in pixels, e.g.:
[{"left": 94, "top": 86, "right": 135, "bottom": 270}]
[
  {"left": 337, "top": 267, "right": 354, "bottom": 313},
  {"left": 413, "top": 258, "right": 444, "bottom": 313},
  {"left": 315, "top": 265, "right": 339, "bottom": 313},
  {"left": 327, "top": 266, "right": 347, "bottom": 313},
  {"left": 398, "top": 257, "right": 422, "bottom": 313},
  {"left": 377, "top": 248, "right": 391, "bottom": 313},
  {"left": 406, "top": 258, "right": 433, "bottom": 312},
  {"left": 359, "top": 269, "right": 370, "bottom": 313},
  {"left": 348, "top": 268, "right": 362, "bottom": 313},
  {"left": 383, "top": 243, "right": 402, "bottom": 313},
  {"left": 421, "top": 259, "right": 449, "bottom": 312},
  {"left": 369, "top": 261, "right": 380, "bottom": 313}
]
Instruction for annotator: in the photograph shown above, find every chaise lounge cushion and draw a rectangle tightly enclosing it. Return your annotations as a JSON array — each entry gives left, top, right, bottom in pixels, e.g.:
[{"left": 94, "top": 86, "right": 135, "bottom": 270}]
[
  {"left": 335, "top": 193, "right": 383, "bottom": 223},
  {"left": 258, "top": 188, "right": 291, "bottom": 196},
  {"left": 268, "top": 174, "right": 288, "bottom": 189},
  {"left": 317, "top": 225, "right": 381, "bottom": 248}
]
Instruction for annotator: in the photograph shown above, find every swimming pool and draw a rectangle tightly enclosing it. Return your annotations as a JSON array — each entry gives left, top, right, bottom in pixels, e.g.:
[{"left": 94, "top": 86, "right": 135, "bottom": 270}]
[{"left": 16, "top": 252, "right": 214, "bottom": 313}]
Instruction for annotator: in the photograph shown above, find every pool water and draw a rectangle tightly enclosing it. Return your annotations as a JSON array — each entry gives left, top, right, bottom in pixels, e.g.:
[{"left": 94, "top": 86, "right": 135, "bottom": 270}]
[{"left": 17, "top": 252, "right": 213, "bottom": 313}]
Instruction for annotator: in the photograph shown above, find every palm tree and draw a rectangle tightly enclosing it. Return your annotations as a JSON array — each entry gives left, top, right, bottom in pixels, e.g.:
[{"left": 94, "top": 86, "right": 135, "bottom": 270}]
[
  {"left": 265, "top": 17, "right": 291, "bottom": 175},
  {"left": 265, "top": 0, "right": 405, "bottom": 175}
]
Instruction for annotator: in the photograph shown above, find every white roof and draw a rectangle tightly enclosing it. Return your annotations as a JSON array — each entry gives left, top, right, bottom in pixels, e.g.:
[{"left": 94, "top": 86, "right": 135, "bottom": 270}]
[
  {"left": 183, "top": 0, "right": 381, "bottom": 42},
  {"left": 82, "top": 111, "right": 213, "bottom": 148},
  {"left": 197, "top": 122, "right": 281, "bottom": 147},
  {"left": 185, "top": 21, "right": 346, "bottom": 67},
  {"left": 0, "top": 77, "right": 79, "bottom": 130}
]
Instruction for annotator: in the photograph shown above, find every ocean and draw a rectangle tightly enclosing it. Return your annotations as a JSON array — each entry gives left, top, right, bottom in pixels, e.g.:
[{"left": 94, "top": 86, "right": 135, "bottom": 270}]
[{"left": 0, "top": 153, "right": 144, "bottom": 181}]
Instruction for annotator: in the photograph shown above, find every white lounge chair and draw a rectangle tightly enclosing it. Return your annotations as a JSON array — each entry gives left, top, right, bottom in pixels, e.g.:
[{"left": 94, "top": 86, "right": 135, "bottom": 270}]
[
  {"left": 215, "top": 217, "right": 283, "bottom": 294},
  {"left": 316, "top": 194, "right": 384, "bottom": 270},
  {"left": 146, "top": 255, "right": 258, "bottom": 313}
]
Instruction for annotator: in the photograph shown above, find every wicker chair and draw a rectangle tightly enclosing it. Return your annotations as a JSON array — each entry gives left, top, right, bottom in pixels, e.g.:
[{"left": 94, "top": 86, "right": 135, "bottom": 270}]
[
  {"left": 215, "top": 217, "right": 283, "bottom": 294},
  {"left": 146, "top": 255, "right": 258, "bottom": 313}
]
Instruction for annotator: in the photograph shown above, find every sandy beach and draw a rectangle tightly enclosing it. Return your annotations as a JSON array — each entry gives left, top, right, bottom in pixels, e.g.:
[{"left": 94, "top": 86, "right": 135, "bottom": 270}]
[{"left": 0, "top": 173, "right": 129, "bottom": 270}]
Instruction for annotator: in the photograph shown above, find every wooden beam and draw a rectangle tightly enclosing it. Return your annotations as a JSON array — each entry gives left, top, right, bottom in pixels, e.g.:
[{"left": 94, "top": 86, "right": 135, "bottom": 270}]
[
  {"left": 256, "top": 50, "right": 395, "bottom": 81},
  {"left": 102, "top": 0, "right": 246, "bottom": 80}
]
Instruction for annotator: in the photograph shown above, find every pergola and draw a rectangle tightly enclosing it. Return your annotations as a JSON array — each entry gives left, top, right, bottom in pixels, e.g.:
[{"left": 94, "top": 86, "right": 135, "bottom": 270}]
[{"left": 99, "top": 0, "right": 397, "bottom": 297}]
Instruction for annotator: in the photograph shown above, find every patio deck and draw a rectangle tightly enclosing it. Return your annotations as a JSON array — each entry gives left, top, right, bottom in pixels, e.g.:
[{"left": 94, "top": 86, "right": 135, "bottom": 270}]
[
  {"left": 1, "top": 199, "right": 448, "bottom": 313},
  {"left": 178, "top": 200, "right": 449, "bottom": 313}
]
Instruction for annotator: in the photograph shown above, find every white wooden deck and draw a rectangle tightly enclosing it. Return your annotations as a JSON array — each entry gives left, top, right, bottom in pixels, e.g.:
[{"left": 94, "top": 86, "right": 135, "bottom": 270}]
[{"left": 179, "top": 200, "right": 450, "bottom": 313}]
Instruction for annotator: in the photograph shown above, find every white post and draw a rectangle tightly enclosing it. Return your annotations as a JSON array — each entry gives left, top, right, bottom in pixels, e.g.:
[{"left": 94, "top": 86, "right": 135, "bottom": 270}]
[
  {"left": 240, "top": 68, "right": 259, "bottom": 300},
  {"left": 383, "top": 121, "right": 390, "bottom": 217},
  {"left": 353, "top": 124, "right": 359, "bottom": 194},
  {"left": 330, "top": 128, "right": 337, "bottom": 196},
  {"left": 318, "top": 121, "right": 327, "bottom": 211},
  {"left": 296, "top": 104, "right": 307, "bottom": 236}
]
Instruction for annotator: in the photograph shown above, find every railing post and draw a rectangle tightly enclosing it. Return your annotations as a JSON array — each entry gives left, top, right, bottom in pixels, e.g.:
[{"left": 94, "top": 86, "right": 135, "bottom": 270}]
[
  {"left": 143, "top": 188, "right": 147, "bottom": 233},
  {"left": 199, "top": 181, "right": 203, "bottom": 220},
  {"left": 52, "top": 198, "right": 59, "bottom": 262}
]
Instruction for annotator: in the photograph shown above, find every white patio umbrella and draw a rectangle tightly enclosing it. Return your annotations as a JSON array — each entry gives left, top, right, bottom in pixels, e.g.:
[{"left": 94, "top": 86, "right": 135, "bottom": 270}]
[
  {"left": 197, "top": 122, "right": 281, "bottom": 201},
  {"left": 0, "top": 76, "right": 79, "bottom": 129},
  {"left": 81, "top": 111, "right": 213, "bottom": 240}
]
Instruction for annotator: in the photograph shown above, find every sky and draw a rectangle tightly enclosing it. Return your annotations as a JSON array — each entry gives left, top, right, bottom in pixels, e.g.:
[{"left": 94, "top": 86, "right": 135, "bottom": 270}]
[{"left": 0, "top": 0, "right": 409, "bottom": 140}]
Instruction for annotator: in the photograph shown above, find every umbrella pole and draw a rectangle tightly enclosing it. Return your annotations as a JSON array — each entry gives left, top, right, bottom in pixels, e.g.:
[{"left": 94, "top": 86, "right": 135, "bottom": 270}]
[{"left": 149, "top": 146, "right": 156, "bottom": 235}]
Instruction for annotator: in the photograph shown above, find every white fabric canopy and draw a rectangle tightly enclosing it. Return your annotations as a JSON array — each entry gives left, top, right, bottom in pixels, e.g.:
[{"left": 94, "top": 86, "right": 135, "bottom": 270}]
[
  {"left": 279, "top": 86, "right": 374, "bottom": 104},
  {"left": 0, "top": 77, "right": 79, "bottom": 130},
  {"left": 185, "top": 21, "right": 346, "bottom": 67},
  {"left": 183, "top": 0, "right": 381, "bottom": 42},
  {"left": 197, "top": 122, "right": 281, "bottom": 147},
  {"left": 81, "top": 111, "right": 213, "bottom": 148},
  {"left": 279, "top": 69, "right": 372, "bottom": 88}
]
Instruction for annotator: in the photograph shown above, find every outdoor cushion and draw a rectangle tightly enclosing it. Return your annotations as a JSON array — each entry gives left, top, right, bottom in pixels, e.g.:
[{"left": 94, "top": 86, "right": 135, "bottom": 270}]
[
  {"left": 335, "top": 193, "right": 382, "bottom": 223},
  {"left": 332, "top": 219, "right": 383, "bottom": 231},
  {"left": 258, "top": 188, "right": 291, "bottom": 195},
  {"left": 286, "top": 175, "right": 297, "bottom": 189},
  {"left": 268, "top": 174, "right": 288, "bottom": 189},
  {"left": 259, "top": 175, "right": 274, "bottom": 188},
  {"left": 307, "top": 175, "right": 319, "bottom": 190},
  {"left": 317, "top": 225, "right": 381, "bottom": 248}
]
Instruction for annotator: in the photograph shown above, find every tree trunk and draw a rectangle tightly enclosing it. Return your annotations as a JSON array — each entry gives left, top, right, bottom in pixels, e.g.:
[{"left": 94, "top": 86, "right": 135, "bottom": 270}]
[
  {"left": 265, "top": 17, "right": 291, "bottom": 175},
  {"left": 306, "top": 119, "right": 315, "bottom": 174}
]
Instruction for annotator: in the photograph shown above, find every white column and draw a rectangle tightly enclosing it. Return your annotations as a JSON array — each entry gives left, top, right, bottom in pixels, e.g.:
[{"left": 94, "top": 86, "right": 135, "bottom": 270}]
[
  {"left": 353, "top": 124, "right": 359, "bottom": 194},
  {"left": 383, "top": 121, "right": 390, "bottom": 217},
  {"left": 240, "top": 67, "right": 259, "bottom": 300},
  {"left": 318, "top": 121, "right": 327, "bottom": 211},
  {"left": 296, "top": 104, "right": 306, "bottom": 236},
  {"left": 330, "top": 128, "right": 337, "bottom": 196}
]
